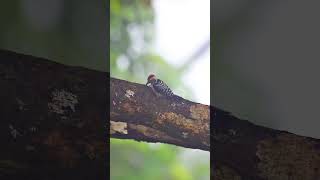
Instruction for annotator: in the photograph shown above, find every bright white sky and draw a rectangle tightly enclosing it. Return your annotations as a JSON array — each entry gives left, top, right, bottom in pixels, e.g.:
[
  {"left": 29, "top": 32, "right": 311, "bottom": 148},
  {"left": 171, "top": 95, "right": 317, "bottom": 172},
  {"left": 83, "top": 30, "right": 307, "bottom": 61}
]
[
  {"left": 149, "top": 2, "right": 210, "bottom": 175},
  {"left": 152, "top": 0, "right": 210, "bottom": 105}
]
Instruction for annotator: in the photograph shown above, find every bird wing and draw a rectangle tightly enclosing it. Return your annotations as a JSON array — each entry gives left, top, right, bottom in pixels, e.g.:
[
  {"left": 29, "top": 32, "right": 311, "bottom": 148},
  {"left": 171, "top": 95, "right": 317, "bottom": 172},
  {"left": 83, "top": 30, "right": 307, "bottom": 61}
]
[{"left": 152, "top": 79, "right": 174, "bottom": 97}]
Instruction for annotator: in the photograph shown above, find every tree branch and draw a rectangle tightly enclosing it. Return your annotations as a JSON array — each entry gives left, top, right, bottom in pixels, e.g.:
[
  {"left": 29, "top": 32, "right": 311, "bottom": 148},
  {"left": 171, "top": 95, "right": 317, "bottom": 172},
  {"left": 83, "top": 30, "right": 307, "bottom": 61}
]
[
  {"left": 110, "top": 68, "right": 320, "bottom": 179},
  {"left": 0, "top": 49, "right": 108, "bottom": 179},
  {"left": 2, "top": 49, "right": 320, "bottom": 179},
  {"left": 110, "top": 78, "right": 210, "bottom": 151},
  {"left": 213, "top": 107, "right": 320, "bottom": 179}
]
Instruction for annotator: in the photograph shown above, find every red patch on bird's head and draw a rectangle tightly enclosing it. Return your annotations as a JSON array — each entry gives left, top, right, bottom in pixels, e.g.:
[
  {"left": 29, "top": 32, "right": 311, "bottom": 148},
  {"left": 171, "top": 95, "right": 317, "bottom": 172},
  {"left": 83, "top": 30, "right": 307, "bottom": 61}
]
[{"left": 147, "top": 74, "right": 156, "bottom": 81}]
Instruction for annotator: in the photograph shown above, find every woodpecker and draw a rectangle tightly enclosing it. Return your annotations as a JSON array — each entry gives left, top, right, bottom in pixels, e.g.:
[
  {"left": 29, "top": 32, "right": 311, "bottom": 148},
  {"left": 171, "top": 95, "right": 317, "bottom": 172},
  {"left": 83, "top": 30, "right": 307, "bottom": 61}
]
[{"left": 146, "top": 74, "right": 181, "bottom": 100}]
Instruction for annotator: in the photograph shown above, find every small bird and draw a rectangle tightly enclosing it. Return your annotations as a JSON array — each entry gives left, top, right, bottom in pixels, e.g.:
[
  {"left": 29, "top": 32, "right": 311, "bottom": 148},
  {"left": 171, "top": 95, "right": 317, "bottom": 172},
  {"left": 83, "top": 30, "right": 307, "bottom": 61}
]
[{"left": 146, "top": 74, "right": 182, "bottom": 100}]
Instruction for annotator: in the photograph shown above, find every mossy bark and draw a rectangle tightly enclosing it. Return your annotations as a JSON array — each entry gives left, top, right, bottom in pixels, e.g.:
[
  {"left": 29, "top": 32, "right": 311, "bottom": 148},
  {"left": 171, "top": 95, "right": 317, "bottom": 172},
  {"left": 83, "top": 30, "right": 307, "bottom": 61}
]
[
  {"left": 0, "top": 49, "right": 108, "bottom": 180},
  {"left": 110, "top": 78, "right": 210, "bottom": 151}
]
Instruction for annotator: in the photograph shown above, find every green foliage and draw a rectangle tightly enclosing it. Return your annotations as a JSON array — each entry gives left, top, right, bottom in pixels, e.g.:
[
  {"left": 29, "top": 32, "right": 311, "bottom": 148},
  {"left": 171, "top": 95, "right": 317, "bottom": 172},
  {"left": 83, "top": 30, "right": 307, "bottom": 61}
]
[
  {"left": 110, "top": 0, "right": 193, "bottom": 98},
  {"left": 1, "top": 0, "right": 209, "bottom": 179},
  {"left": 111, "top": 139, "right": 179, "bottom": 180},
  {"left": 110, "top": 1, "right": 209, "bottom": 180},
  {"left": 111, "top": 139, "right": 209, "bottom": 180}
]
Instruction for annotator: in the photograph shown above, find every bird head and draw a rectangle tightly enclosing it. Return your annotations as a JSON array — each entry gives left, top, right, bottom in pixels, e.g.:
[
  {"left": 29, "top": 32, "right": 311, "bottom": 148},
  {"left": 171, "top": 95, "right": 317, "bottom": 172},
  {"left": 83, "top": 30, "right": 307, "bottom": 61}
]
[{"left": 146, "top": 74, "right": 156, "bottom": 86}]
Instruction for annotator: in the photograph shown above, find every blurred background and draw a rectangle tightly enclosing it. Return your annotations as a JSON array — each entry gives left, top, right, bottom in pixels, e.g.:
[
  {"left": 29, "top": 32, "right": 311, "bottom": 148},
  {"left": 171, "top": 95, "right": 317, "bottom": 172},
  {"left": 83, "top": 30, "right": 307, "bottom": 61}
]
[
  {"left": 0, "top": 0, "right": 210, "bottom": 179},
  {"left": 111, "top": 0, "right": 210, "bottom": 180},
  {"left": 0, "top": 0, "right": 108, "bottom": 72},
  {"left": 214, "top": 0, "right": 320, "bottom": 139}
]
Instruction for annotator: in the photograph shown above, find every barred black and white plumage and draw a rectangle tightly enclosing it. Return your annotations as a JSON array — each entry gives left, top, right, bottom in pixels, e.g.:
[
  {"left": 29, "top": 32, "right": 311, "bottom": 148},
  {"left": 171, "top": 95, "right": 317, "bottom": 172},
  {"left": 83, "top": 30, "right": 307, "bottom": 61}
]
[
  {"left": 146, "top": 74, "right": 182, "bottom": 100},
  {"left": 152, "top": 79, "right": 174, "bottom": 97}
]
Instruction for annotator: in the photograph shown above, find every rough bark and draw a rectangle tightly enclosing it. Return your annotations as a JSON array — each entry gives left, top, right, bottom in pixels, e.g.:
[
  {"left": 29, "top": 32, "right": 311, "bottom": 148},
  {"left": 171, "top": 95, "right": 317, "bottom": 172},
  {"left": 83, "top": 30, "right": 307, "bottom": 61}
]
[
  {"left": 109, "top": 69, "right": 320, "bottom": 179},
  {"left": 0, "top": 49, "right": 108, "bottom": 180},
  {"left": 110, "top": 78, "right": 210, "bottom": 151},
  {"left": 212, "top": 108, "right": 320, "bottom": 180},
  {"left": 2, "top": 49, "right": 320, "bottom": 180}
]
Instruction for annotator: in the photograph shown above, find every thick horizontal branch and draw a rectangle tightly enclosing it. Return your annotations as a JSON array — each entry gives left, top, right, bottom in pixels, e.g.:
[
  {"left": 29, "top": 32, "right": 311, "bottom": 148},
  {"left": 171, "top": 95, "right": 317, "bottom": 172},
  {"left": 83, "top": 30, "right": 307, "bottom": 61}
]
[
  {"left": 213, "top": 105, "right": 320, "bottom": 179},
  {"left": 2, "top": 49, "right": 320, "bottom": 179},
  {"left": 110, "top": 74, "right": 320, "bottom": 179},
  {"left": 0, "top": 49, "right": 108, "bottom": 180},
  {"left": 110, "top": 78, "right": 210, "bottom": 151}
]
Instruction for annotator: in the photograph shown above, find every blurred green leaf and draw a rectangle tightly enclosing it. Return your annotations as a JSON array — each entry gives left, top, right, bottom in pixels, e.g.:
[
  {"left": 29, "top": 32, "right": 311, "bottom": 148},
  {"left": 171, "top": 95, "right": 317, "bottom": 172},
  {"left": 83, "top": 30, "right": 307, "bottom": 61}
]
[{"left": 110, "top": 0, "right": 209, "bottom": 179}]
